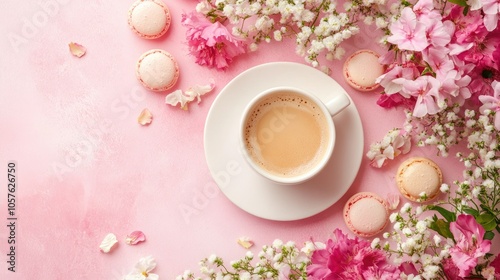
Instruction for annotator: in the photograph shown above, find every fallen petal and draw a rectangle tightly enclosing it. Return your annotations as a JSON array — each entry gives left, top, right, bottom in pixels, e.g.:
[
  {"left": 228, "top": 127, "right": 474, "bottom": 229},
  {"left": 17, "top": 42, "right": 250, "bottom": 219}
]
[
  {"left": 386, "top": 193, "right": 400, "bottom": 210},
  {"left": 237, "top": 237, "right": 254, "bottom": 249},
  {"left": 69, "top": 42, "right": 86, "bottom": 58},
  {"left": 99, "top": 233, "right": 118, "bottom": 253},
  {"left": 125, "top": 231, "right": 146, "bottom": 245},
  {"left": 165, "top": 79, "right": 215, "bottom": 110},
  {"left": 166, "top": 89, "right": 188, "bottom": 109},
  {"left": 138, "top": 109, "right": 153, "bottom": 125}
]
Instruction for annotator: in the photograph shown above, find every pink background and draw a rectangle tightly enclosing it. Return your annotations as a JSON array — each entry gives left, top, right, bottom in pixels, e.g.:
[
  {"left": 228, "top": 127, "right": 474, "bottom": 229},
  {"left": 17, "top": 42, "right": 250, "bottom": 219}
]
[{"left": 0, "top": 0, "right": 497, "bottom": 279}]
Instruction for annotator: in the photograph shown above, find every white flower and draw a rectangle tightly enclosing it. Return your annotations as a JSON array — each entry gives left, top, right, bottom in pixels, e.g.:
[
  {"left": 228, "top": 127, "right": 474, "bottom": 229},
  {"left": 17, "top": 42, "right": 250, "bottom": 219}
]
[
  {"left": 416, "top": 220, "right": 427, "bottom": 233},
  {"left": 481, "top": 266, "right": 496, "bottom": 280},
  {"left": 239, "top": 272, "right": 251, "bottom": 280},
  {"left": 400, "top": 202, "right": 412, "bottom": 213},
  {"left": 208, "top": 254, "right": 218, "bottom": 264},
  {"left": 389, "top": 213, "right": 399, "bottom": 223},
  {"left": 472, "top": 186, "right": 481, "bottom": 197},
  {"left": 433, "top": 235, "right": 442, "bottom": 245},
  {"left": 394, "top": 222, "right": 402, "bottom": 230},
  {"left": 125, "top": 256, "right": 159, "bottom": 280},
  {"left": 273, "top": 30, "right": 283, "bottom": 41},
  {"left": 371, "top": 238, "right": 380, "bottom": 248},
  {"left": 272, "top": 239, "right": 283, "bottom": 249},
  {"left": 246, "top": 251, "right": 254, "bottom": 259},
  {"left": 440, "top": 183, "right": 450, "bottom": 193}
]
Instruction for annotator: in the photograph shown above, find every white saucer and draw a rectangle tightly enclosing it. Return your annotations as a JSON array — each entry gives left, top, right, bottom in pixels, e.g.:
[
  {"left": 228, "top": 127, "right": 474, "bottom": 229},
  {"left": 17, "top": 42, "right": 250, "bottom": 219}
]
[{"left": 204, "top": 62, "right": 364, "bottom": 221}]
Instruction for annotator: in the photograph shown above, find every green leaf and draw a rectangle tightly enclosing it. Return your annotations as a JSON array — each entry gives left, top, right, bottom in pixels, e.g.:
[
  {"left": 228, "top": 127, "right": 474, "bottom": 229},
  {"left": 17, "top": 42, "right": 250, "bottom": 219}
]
[
  {"left": 447, "top": 0, "right": 468, "bottom": 6},
  {"left": 477, "top": 213, "right": 497, "bottom": 231},
  {"left": 484, "top": 231, "right": 495, "bottom": 240},
  {"left": 429, "top": 219, "right": 454, "bottom": 239},
  {"left": 462, "top": 207, "right": 479, "bottom": 217},
  {"left": 427, "top": 205, "right": 457, "bottom": 222}
]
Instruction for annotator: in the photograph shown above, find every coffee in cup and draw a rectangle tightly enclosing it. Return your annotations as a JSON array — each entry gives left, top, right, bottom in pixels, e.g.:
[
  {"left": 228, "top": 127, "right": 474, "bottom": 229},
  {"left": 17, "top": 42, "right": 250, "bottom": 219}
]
[{"left": 241, "top": 87, "right": 350, "bottom": 184}]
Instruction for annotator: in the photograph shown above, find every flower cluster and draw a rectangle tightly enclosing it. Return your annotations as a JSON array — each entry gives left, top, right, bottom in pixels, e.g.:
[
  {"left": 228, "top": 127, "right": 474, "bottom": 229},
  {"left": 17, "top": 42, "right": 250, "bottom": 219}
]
[
  {"left": 372, "top": 0, "right": 500, "bottom": 278},
  {"left": 366, "top": 128, "right": 412, "bottom": 167},
  {"left": 176, "top": 0, "right": 500, "bottom": 279},
  {"left": 176, "top": 239, "right": 311, "bottom": 279},
  {"left": 176, "top": 229, "right": 400, "bottom": 280},
  {"left": 308, "top": 229, "right": 400, "bottom": 279},
  {"left": 377, "top": 0, "right": 500, "bottom": 119},
  {"left": 184, "top": 0, "right": 393, "bottom": 70}
]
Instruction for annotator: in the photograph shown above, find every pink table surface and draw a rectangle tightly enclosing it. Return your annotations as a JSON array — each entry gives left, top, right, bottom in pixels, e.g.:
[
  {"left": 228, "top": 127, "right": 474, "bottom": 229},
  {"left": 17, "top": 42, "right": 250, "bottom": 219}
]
[{"left": 0, "top": 0, "right": 498, "bottom": 279}]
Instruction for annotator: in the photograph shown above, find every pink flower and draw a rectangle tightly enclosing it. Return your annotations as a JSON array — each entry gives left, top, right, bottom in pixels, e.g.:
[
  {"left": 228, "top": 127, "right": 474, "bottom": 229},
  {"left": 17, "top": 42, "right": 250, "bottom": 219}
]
[
  {"left": 376, "top": 64, "right": 419, "bottom": 95},
  {"left": 307, "top": 229, "right": 400, "bottom": 279},
  {"left": 446, "top": 6, "right": 485, "bottom": 45},
  {"left": 481, "top": 0, "right": 500, "bottom": 31},
  {"left": 399, "top": 262, "right": 419, "bottom": 277},
  {"left": 422, "top": 46, "right": 455, "bottom": 77},
  {"left": 479, "top": 80, "right": 500, "bottom": 130},
  {"left": 468, "top": 65, "right": 500, "bottom": 104},
  {"left": 449, "top": 214, "right": 492, "bottom": 277},
  {"left": 401, "top": 75, "right": 443, "bottom": 117},
  {"left": 489, "top": 254, "right": 500, "bottom": 278},
  {"left": 181, "top": 12, "right": 246, "bottom": 70},
  {"left": 377, "top": 92, "right": 415, "bottom": 109},
  {"left": 442, "top": 257, "right": 465, "bottom": 280},
  {"left": 387, "top": 8, "right": 429, "bottom": 51}
]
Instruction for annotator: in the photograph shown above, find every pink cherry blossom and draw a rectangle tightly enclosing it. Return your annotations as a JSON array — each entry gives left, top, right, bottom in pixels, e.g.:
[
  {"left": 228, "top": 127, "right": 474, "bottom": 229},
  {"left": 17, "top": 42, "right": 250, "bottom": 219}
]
[
  {"left": 436, "top": 69, "right": 472, "bottom": 106},
  {"left": 181, "top": 12, "right": 246, "bottom": 70},
  {"left": 446, "top": 6, "right": 485, "bottom": 44},
  {"left": 376, "top": 64, "right": 419, "bottom": 95},
  {"left": 387, "top": 8, "right": 429, "bottom": 51},
  {"left": 400, "top": 75, "right": 443, "bottom": 117},
  {"left": 422, "top": 46, "right": 455, "bottom": 77},
  {"left": 481, "top": 0, "right": 500, "bottom": 31},
  {"left": 479, "top": 80, "right": 500, "bottom": 130},
  {"left": 449, "top": 214, "right": 492, "bottom": 277},
  {"left": 307, "top": 229, "right": 400, "bottom": 279}
]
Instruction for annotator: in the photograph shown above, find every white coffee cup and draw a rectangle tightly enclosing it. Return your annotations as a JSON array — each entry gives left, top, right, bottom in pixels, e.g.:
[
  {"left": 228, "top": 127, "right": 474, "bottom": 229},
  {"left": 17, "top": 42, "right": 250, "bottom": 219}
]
[{"left": 240, "top": 86, "right": 350, "bottom": 184}]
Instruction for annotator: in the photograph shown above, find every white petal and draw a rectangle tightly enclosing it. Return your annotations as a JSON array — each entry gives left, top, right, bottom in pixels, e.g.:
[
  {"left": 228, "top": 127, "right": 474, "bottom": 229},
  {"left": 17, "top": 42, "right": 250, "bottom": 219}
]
[
  {"left": 148, "top": 273, "right": 159, "bottom": 280},
  {"left": 124, "top": 272, "right": 144, "bottom": 280},
  {"left": 99, "top": 233, "right": 118, "bottom": 253},
  {"left": 136, "top": 256, "right": 157, "bottom": 273},
  {"left": 165, "top": 90, "right": 187, "bottom": 108}
]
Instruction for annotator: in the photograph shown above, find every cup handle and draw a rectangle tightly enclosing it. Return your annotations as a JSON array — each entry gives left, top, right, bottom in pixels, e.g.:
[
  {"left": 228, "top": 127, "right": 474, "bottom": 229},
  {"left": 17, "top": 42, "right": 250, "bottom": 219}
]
[{"left": 325, "top": 93, "right": 350, "bottom": 117}]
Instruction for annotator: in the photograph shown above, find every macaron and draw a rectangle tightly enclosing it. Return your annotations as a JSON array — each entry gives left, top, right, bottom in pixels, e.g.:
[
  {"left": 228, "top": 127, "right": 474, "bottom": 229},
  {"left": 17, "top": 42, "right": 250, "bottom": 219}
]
[
  {"left": 128, "top": 0, "right": 171, "bottom": 39},
  {"left": 343, "top": 192, "right": 389, "bottom": 237},
  {"left": 396, "top": 157, "right": 442, "bottom": 202},
  {"left": 136, "top": 49, "right": 179, "bottom": 92},
  {"left": 343, "top": 49, "right": 385, "bottom": 91}
]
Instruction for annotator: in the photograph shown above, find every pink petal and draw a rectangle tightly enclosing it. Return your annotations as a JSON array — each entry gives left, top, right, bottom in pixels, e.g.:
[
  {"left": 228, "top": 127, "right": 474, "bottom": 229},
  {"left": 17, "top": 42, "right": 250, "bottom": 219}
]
[
  {"left": 237, "top": 237, "right": 254, "bottom": 249},
  {"left": 495, "top": 113, "right": 500, "bottom": 130},
  {"left": 137, "top": 109, "right": 153, "bottom": 126},
  {"left": 125, "top": 231, "right": 146, "bottom": 245},
  {"left": 68, "top": 42, "right": 86, "bottom": 58},
  {"left": 386, "top": 193, "right": 400, "bottom": 210}
]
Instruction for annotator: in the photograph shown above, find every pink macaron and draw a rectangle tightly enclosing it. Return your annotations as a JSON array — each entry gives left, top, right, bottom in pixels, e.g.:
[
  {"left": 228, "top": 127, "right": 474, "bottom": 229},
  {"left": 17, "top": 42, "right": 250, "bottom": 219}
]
[
  {"left": 343, "top": 49, "right": 385, "bottom": 92},
  {"left": 136, "top": 49, "right": 179, "bottom": 92},
  {"left": 343, "top": 192, "right": 389, "bottom": 237},
  {"left": 396, "top": 157, "right": 442, "bottom": 202},
  {"left": 128, "top": 0, "right": 171, "bottom": 39}
]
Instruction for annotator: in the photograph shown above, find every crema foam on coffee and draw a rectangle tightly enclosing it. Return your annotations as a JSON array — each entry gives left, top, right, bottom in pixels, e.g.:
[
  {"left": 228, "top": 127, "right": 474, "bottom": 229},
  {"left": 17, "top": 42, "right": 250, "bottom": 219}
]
[{"left": 243, "top": 91, "right": 331, "bottom": 177}]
